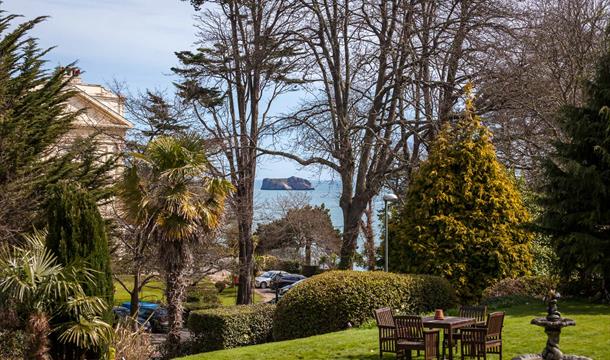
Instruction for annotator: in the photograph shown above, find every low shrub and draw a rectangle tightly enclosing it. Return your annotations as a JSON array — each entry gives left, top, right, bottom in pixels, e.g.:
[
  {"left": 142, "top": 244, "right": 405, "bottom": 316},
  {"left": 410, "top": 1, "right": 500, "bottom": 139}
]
[
  {"left": 187, "top": 303, "right": 276, "bottom": 353},
  {"left": 273, "top": 270, "right": 456, "bottom": 341},
  {"left": 302, "top": 265, "right": 321, "bottom": 277},
  {"left": 278, "top": 259, "right": 301, "bottom": 274},
  {"left": 482, "top": 275, "right": 558, "bottom": 301},
  {"left": 186, "top": 280, "right": 221, "bottom": 305},
  {"left": 110, "top": 320, "right": 155, "bottom": 360},
  {"left": 483, "top": 294, "right": 543, "bottom": 309}
]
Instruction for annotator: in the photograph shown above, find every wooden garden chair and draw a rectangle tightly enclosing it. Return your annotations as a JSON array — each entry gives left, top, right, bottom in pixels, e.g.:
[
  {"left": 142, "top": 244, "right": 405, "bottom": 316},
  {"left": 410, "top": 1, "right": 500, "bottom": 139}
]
[
  {"left": 394, "top": 315, "right": 440, "bottom": 360},
  {"left": 442, "top": 305, "right": 488, "bottom": 357},
  {"left": 460, "top": 311, "right": 505, "bottom": 360},
  {"left": 374, "top": 307, "right": 396, "bottom": 358}
]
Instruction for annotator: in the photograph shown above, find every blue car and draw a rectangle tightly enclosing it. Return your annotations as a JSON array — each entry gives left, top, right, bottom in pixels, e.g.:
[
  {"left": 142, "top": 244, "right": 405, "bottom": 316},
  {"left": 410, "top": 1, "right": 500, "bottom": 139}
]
[{"left": 114, "top": 301, "right": 169, "bottom": 333}]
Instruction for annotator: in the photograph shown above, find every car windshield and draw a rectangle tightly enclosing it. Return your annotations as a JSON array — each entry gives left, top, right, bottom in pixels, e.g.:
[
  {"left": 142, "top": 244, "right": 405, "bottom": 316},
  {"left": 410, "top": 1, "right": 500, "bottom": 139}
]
[{"left": 261, "top": 272, "right": 272, "bottom": 277}]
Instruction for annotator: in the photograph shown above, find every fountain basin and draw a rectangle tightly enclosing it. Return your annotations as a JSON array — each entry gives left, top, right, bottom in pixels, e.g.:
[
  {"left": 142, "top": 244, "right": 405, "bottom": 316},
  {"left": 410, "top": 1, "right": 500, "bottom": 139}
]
[
  {"left": 531, "top": 317, "right": 576, "bottom": 330},
  {"left": 513, "top": 355, "right": 591, "bottom": 360}
]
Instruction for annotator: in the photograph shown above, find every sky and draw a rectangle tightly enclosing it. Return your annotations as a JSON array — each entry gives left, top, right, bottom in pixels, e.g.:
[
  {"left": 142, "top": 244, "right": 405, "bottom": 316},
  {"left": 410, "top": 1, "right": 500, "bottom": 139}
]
[{"left": 5, "top": 0, "right": 327, "bottom": 181}]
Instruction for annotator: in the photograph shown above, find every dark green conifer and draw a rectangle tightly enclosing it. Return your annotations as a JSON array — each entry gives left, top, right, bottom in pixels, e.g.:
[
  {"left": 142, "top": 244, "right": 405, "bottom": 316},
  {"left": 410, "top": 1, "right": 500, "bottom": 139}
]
[
  {"left": 46, "top": 182, "right": 114, "bottom": 306},
  {"left": 539, "top": 48, "right": 610, "bottom": 300}
]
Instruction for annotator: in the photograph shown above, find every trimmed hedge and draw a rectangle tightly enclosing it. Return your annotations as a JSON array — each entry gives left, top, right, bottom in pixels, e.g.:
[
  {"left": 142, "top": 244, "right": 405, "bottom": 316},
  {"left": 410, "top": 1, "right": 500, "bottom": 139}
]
[
  {"left": 273, "top": 270, "right": 456, "bottom": 340},
  {"left": 187, "top": 303, "right": 276, "bottom": 353}
]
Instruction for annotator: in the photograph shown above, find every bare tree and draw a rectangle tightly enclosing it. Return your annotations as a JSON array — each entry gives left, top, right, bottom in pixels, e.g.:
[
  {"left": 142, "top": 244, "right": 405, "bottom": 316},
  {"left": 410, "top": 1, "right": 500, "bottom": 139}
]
[
  {"left": 175, "top": 0, "right": 302, "bottom": 304},
  {"left": 111, "top": 217, "right": 158, "bottom": 318},
  {"left": 263, "top": 0, "right": 516, "bottom": 268},
  {"left": 256, "top": 194, "right": 341, "bottom": 265},
  {"left": 478, "top": 0, "right": 610, "bottom": 181}
]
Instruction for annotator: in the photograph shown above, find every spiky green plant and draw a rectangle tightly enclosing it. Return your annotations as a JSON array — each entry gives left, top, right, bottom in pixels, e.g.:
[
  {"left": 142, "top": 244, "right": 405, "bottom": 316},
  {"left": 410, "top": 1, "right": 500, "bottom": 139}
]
[{"left": 0, "top": 232, "right": 113, "bottom": 359}]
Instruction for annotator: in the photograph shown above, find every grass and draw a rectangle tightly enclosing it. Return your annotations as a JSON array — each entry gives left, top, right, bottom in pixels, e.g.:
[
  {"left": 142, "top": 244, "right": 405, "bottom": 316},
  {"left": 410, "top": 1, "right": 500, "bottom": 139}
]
[
  {"left": 113, "top": 277, "right": 262, "bottom": 306},
  {"left": 113, "top": 275, "right": 165, "bottom": 305},
  {"left": 218, "top": 286, "right": 263, "bottom": 306},
  {"left": 178, "top": 299, "right": 610, "bottom": 360}
]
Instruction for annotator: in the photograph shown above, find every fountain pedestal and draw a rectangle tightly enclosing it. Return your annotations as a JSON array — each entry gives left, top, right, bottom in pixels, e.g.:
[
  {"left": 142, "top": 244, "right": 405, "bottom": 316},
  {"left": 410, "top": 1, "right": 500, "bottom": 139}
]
[{"left": 512, "top": 291, "right": 591, "bottom": 360}]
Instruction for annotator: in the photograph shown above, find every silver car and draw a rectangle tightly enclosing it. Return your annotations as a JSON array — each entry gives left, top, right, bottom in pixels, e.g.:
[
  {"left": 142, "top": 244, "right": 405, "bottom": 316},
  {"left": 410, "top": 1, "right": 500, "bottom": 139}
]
[{"left": 255, "top": 270, "right": 288, "bottom": 288}]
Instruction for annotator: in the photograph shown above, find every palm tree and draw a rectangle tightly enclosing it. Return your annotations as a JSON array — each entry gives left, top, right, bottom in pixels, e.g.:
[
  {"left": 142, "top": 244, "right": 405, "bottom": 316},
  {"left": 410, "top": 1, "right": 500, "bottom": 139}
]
[
  {"left": 118, "top": 135, "right": 233, "bottom": 356},
  {"left": 0, "top": 232, "right": 113, "bottom": 360}
]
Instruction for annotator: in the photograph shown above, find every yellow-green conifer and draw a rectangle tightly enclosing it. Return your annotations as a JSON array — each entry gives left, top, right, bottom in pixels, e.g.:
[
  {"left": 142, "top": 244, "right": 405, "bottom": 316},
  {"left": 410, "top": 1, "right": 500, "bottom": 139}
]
[{"left": 389, "top": 85, "right": 533, "bottom": 301}]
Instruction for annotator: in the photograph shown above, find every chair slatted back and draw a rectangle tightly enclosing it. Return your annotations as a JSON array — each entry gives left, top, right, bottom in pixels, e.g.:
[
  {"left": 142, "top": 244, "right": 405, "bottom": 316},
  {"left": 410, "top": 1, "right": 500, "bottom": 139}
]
[
  {"left": 374, "top": 307, "right": 395, "bottom": 328},
  {"left": 486, "top": 311, "right": 505, "bottom": 339},
  {"left": 395, "top": 315, "right": 424, "bottom": 341},
  {"left": 459, "top": 305, "right": 487, "bottom": 324}
]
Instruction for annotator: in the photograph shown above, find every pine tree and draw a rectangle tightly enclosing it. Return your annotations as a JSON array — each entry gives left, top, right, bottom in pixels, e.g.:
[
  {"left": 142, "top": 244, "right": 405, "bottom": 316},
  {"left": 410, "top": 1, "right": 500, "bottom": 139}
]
[
  {"left": 389, "top": 85, "right": 533, "bottom": 301},
  {"left": 0, "top": 11, "right": 115, "bottom": 244},
  {"left": 539, "top": 48, "right": 610, "bottom": 300},
  {"left": 140, "top": 90, "right": 188, "bottom": 140},
  {"left": 46, "top": 182, "right": 114, "bottom": 306}
]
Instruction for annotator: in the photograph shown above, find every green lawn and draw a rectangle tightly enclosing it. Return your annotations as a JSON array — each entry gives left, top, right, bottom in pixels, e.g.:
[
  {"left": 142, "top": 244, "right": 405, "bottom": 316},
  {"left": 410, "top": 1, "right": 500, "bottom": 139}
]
[
  {"left": 113, "top": 277, "right": 262, "bottom": 307},
  {"left": 218, "top": 286, "right": 263, "bottom": 306},
  {"left": 178, "top": 300, "right": 610, "bottom": 360},
  {"left": 113, "top": 275, "right": 165, "bottom": 305}
]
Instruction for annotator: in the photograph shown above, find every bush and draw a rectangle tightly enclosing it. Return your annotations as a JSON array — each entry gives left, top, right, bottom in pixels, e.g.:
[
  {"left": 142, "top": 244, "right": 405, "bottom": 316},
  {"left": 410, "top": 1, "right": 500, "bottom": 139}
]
[
  {"left": 278, "top": 259, "right": 301, "bottom": 274},
  {"left": 273, "top": 270, "right": 456, "bottom": 341},
  {"left": 187, "top": 303, "right": 276, "bottom": 353},
  {"left": 186, "top": 280, "right": 221, "bottom": 305},
  {"left": 482, "top": 275, "right": 558, "bottom": 301}
]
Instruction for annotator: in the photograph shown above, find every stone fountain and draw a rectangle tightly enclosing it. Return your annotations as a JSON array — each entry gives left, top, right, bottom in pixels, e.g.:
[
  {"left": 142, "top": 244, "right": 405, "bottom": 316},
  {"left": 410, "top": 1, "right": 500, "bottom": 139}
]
[{"left": 513, "top": 290, "right": 591, "bottom": 360}]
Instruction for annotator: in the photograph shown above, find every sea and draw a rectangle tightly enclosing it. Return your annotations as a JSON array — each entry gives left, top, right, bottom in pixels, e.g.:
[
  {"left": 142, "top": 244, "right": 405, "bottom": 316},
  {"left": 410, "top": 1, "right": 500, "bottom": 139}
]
[{"left": 252, "top": 179, "right": 384, "bottom": 237}]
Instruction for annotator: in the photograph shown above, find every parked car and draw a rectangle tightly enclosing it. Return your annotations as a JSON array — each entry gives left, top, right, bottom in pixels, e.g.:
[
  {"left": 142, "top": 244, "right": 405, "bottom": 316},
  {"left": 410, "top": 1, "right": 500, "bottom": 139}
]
[
  {"left": 255, "top": 270, "right": 288, "bottom": 289},
  {"left": 112, "top": 305, "right": 152, "bottom": 332},
  {"left": 116, "top": 301, "right": 169, "bottom": 333},
  {"left": 270, "top": 273, "right": 306, "bottom": 290},
  {"left": 278, "top": 278, "right": 306, "bottom": 296}
]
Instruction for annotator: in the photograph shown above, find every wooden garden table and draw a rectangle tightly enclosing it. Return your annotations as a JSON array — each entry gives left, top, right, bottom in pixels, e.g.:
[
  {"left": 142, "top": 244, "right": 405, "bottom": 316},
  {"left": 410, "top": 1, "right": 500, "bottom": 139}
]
[{"left": 422, "top": 316, "right": 476, "bottom": 360}]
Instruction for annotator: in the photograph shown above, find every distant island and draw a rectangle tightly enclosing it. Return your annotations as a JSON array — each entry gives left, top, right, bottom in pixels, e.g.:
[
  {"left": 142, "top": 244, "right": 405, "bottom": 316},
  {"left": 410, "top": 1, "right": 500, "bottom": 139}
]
[{"left": 261, "top": 176, "right": 314, "bottom": 190}]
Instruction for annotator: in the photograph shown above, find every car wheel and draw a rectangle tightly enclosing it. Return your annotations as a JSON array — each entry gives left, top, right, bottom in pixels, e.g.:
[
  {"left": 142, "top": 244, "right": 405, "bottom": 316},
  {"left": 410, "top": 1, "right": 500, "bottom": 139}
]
[{"left": 260, "top": 282, "right": 267, "bottom": 289}]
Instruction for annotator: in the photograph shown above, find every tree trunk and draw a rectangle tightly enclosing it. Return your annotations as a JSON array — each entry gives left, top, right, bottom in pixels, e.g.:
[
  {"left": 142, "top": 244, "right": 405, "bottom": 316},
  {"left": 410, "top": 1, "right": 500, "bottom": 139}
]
[
  {"left": 305, "top": 238, "right": 312, "bottom": 266},
  {"left": 130, "top": 270, "right": 140, "bottom": 318},
  {"left": 27, "top": 311, "right": 51, "bottom": 360},
  {"left": 164, "top": 249, "right": 188, "bottom": 357},
  {"left": 236, "top": 214, "right": 254, "bottom": 305},
  {"left": 236, "top": 181, "right": 255, "bottom": 305},
  {"left": 362, "top": 201, "right": 376, "bottom": 271}
]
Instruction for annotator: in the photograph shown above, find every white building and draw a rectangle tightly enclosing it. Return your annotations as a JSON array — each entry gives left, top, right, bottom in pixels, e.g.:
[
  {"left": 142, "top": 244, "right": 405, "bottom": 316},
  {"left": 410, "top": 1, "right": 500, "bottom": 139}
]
[{"left": 61, "top": 68, "right": 132, "bottom": 171}]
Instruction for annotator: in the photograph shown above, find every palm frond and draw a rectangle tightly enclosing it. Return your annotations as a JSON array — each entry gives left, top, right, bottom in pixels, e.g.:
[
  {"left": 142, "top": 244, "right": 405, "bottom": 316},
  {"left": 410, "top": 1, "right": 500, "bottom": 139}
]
[{"left": 56, "top": 315, "right": 113, "bottom": 349}]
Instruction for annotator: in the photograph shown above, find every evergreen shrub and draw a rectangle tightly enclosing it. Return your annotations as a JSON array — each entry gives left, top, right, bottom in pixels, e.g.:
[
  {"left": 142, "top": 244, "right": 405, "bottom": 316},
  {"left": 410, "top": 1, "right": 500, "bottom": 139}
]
[
  {"left": 187, "top": 303, "right": 276, "bottom": 353},
  {"left": 46, "top": 182, "right": 114, "bottom": 305},
  {"left": 272, "top": 270, "right": 456, "bottom": 341},
  {"left": 185, "top": 280, "right": 221, "bottom": 304},
  {"left": 389, "top": 85, "right": 533, "bottom": 301},
  {"left": 482, "top": 276, "right": 558, "bottom": 301}
]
